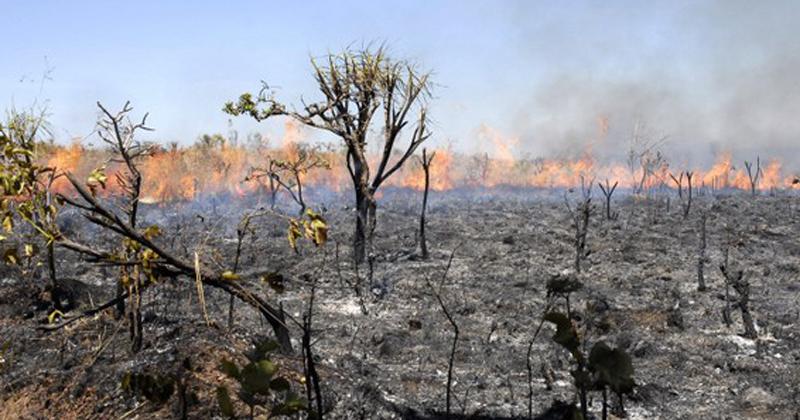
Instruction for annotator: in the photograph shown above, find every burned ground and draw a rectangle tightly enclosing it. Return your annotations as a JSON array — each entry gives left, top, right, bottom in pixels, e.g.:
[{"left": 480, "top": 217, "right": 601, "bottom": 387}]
[{"left": 1, "top": 190, "right": 798, "bottom": 419}]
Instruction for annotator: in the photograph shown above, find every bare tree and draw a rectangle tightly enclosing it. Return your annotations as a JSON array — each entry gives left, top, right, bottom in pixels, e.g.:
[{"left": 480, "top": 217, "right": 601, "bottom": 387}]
[
  {"left": 95, "top": 101, "right": 154, "bottom": 351},
  {"left": 626, "top": 120, "right": 668, "bottom": 195},
  {"left": 697, "top": 211, "right": 708, "bottom": 291},
  {"left": 225, "top": 46, "right": 432, "bottom": 262},
  {"left": 246, "top": 143, "right": 329, "bottom": 214},
  {"left": 719, "top": 264, "right": 758, "bottom": 339},
  {"left": 669, "top": 171, "right": 694, "bottom": 218},
  {"left": 426, "top": 248, "right": 459, "bottom": 419},
  {"left": 597, "top": 179, "right": 618, "bottom": 220},
  {"left": 744, "top": 157, "right": 762, "bottom": 196},
  {"left": 565, "top": 177, "right": 593, "bottom": 273},
  {"left": 418, "top": 148, "right": 435, "bottom": 259}
]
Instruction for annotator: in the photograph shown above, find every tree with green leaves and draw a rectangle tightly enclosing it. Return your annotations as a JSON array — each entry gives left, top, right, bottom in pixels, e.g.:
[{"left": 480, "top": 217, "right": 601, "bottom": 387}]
[
  {"left": 225, "top": 46, "right": 432, "bottom": 262},
  {"left": 0, "top": 102, "right": 294, "bottom": 353},
  {"left": 0, "top": 106, "right": 63, "bottom": 308}
]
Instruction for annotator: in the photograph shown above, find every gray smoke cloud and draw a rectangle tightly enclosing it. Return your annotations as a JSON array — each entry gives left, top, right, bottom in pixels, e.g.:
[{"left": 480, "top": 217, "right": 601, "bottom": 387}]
[{"left": 503, "top": 0, "right": 800, "bottom": 170}]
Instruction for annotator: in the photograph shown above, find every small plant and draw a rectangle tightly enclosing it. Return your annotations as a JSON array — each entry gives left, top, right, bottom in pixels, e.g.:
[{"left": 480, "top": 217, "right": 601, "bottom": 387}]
[
  {"left": 217, "top": 340, "right": 306, "bottom": 419},
  {"left": 544, "top": 312, "right": 636, "bottom": 419}
]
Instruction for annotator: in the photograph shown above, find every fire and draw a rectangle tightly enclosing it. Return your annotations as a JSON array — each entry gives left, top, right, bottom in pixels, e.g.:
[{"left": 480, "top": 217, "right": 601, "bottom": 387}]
[{"left": 35, "top": 129, "right": 800, "bottom": 203}]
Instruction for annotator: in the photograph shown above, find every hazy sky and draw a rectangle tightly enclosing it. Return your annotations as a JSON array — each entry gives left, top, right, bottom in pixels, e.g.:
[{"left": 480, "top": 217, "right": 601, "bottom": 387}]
[{"left": 3, "top": 1, "right": 799, "bottom": 166}]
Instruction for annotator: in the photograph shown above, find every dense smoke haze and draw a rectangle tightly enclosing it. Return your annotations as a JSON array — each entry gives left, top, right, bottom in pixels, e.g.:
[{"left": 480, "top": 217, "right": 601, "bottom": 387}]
[
  {"left": 501, "top": 0, "right": 800, "bottom": 169},
  {"left": 3, "top": 1, "right": 799, "bottom": 171}
]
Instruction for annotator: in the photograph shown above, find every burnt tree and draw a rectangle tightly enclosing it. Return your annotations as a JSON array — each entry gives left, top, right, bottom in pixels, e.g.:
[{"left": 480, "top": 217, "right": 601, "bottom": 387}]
[
  {"left": 96, "top": 101, "right": 153, "bottom": 351},
  {"left": 225, "top": 46, "right": 432, "bottom": 262},
  {"left": 246, "top": 143, "right": 329, "bottom": 215},
  {"left": 418, "top": 148, "right": 435, "bottom": 259},
  {"left": 697, "top": 211, "right": 708, "bottom": 291},
  {"left": 669, "top": 171, "right": 694, "bottom": 218},
  {"left": 719, "top": 264, "right": 758, "bottom": 339},
  {"left": 565, "top": 178, "right": 593, "bottom": 273},
  {"left": 744, "top": 157, "right": 762, "bottom": 196},
  {"left": 597, "top": 179, "right": 618, "bottom": 220}
]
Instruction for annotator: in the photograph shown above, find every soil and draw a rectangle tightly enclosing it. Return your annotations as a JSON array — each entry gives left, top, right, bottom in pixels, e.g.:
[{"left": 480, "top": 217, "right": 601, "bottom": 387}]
[{"left": 1, "top": 189, "right": 798, "bottom": 419}]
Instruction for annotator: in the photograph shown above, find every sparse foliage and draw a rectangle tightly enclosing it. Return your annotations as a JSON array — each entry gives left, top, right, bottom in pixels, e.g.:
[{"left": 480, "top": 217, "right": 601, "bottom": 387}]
[
  {"left": 218, "top": 340, "right": 306, "bottom": 419},
  {"left": 245, "top": 143, "right": 330, "bottom": 214},
  {"left": 225, "top": 45, "right": 433, "bottom": 262}
]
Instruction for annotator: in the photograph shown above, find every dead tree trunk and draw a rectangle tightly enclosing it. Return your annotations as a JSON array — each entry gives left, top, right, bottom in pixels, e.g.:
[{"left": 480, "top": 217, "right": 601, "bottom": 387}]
[
  {"left": 697, "top": 211, "right": 707, "bottom": 291},
  {"left": 418, "top": 149, "right": 435, "bottom": 259},
  {"left": 597, "top": 179, "right": 618, "bottom": 220},
  {"left": 745, "top": 157, "right": 761, "bottom": 196},
  {"left": 684, "top": 172, "right": 693, "bottom": 218},
  {"left": 721, "top": 247, "right": 733, "bottom": 326},
  {"left": 566, "top": 182, "right": 592, "bottom": 273},
  {"left": 669, "top": 171, "right": 684, "bottom": 202},
  {"left": 720, "top": 264, "right": 757, "bottom": 339},
  {"left": 427, "top": 249, "right": 459, "bottom": 419}
]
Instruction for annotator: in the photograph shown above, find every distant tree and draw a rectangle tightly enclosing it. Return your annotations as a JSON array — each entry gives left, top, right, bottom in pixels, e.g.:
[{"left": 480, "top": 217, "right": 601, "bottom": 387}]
[{"left": 225, "top": 46, "right": 432, "bottom": 262}]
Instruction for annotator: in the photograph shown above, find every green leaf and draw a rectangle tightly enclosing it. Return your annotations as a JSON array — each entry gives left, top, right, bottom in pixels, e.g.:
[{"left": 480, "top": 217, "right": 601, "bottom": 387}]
[
  {"left": 220, "top": 358, "right": 240, "bottom": 380},
  {"left": 543, "top": 312, "right": 582, "bottom": 361},
  {"left": 588, "top": 341, "right": 636, "bottom": 395},
  {"left": 216, "top": 386, "right": 235, "bottom": 418},
  {"left": 271, "top": 393, "right": 307, "bottom": 416},
  {"left": 254, "top": 340, "right": 280, "bottom": 359},
  {"left": 240, "top": 360, "right": 276, "bottom": 395}
]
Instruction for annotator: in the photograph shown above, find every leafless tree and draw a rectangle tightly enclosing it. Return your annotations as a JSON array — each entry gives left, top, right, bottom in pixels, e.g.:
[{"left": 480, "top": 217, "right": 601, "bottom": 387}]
[
  {"left": 246, "top": 143, "right": 329, "bottom": 214},
  {"left": 745, "top": 157, "right": 762, "bottom": 196},
  {"left": 96, "top": 101, "right": 154, "bottom": 351},
  {"left": 719, "top": 264, "right": 758, "bottom": 339},
  {"left": 626, "top": 120, "right": 669, "bottom": 195},
  {"left": 418, "top": 148, "right": 435, "bottom": 259},
  {"left": 669, "top": 171, "right": 694, "bottom": 218},
  {"left": 597, "top": 179, "right": 618, "bottom": 220},
  {"left": 565, "top": 177, "right": 593, "bottom": 273},
  {"left": 427, "top": 248, "right": 459, "bottom": 419},
  {"left": 697, "top": 210, "right": 708, "bottom": 291},
  {"left": 226, "top": 46, "right": 432, "bottom": 262}
]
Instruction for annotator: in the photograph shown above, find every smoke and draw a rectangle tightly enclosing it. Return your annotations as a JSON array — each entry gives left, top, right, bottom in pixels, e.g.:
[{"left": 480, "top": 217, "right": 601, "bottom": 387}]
[{"left": 501, "top": 0, "right": 800, "bottom": 169}]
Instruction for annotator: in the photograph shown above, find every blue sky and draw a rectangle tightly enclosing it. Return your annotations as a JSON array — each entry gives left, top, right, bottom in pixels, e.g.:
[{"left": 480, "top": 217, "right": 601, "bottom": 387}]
[{"left": 3, "top": 1, "right": 798, "bottom": 165}]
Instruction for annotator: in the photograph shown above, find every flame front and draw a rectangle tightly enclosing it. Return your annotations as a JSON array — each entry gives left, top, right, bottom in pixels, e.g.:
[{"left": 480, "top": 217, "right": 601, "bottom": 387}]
[{"left": 39, "top": 129, "right": 799, "bottom": 203}]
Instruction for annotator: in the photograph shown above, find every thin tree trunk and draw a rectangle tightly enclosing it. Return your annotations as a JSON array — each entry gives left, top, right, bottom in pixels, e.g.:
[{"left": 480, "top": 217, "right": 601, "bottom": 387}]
[
  {"left": 697, "top": 212, "right": 707, "bottom": 291},
  {"left": 354, "top": 190, "right": 369, "bottom": 263},
  {"left": 419, "top": 149, "right": 434, "bottom": 259}
]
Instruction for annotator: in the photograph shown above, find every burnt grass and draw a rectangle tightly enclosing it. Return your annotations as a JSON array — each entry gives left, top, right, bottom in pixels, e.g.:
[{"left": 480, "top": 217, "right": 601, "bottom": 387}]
[{"left": 1, "top": 188, "right": 799, "bottom": 419}]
